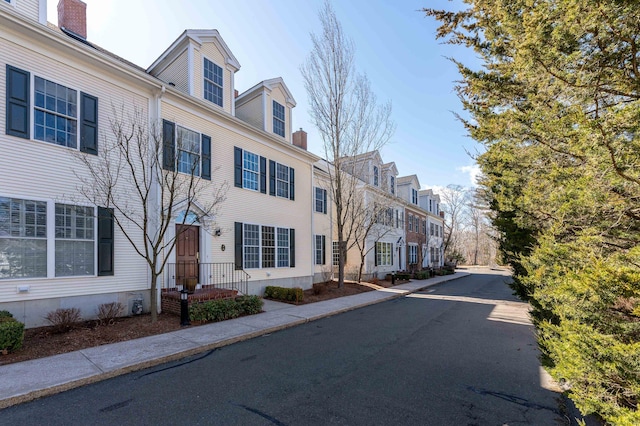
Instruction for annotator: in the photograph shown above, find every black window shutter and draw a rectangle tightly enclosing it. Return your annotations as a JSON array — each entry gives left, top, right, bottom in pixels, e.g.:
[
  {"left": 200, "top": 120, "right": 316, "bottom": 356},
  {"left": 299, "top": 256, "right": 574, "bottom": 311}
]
[
  {"left": 234, "top": 146, "right": 242, "bottom": 187},
  {"left": 259, "top": 156, "right": 267, "bottom": 194},
  {"left": 80, "top": 92, "right": 98, "bottom": 155},
  {"left": 97, "top": 207, "right": 114, "bottom": 276},
  {"left": 374, "top": 243, "right": 378, "bottom": 267},
  {"left": 289, "top": 168, "right": 295, "bottom": 200},
  {"left": 289, "top": 228, "right": 295, "bottom": 267},
  {"left": 323, "top": 189, "right": 327, "bottom": 214},
  {"left": 162, "top": 120, "right": 175, "bottom": 171},
  {"left": 269, "top": 160, "right": 276, "bottom": 196},
  {"left": 234, "top": 222, "right": 243, "bottom": 270},
  {"left": 6, "top": 65, "right": 30, "bottom": 139},
  {"left": 201, "top": 134, "right": 211, "bottom": 180},
  {"left": 391, "top": 244, "right": 394, "bottom": 266},
  {"left": 321, "top": 235, "right": 326, "bottom": 265}
]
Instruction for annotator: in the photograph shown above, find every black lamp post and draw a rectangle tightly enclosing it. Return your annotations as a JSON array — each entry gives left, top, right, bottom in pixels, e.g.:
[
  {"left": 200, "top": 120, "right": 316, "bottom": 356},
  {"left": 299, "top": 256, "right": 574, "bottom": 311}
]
[{"left": 180, "top": 289, "right": 190, "bottom": 326}]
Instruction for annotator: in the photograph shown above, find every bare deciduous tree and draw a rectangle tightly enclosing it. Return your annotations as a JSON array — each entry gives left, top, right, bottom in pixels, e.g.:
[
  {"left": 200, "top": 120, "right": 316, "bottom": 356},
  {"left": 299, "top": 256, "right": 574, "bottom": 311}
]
[
  {"left": 301, "top": 1, "right": 395, "bottom": 287},
  {"left": 349, "top": 189, "right": 397, "bottom": 282},
  {"left": 75, "top": 106, "right": 227, "bottom": 322},
  {"left": 440, "top": 184, "right": 470, "bottom": 257}
]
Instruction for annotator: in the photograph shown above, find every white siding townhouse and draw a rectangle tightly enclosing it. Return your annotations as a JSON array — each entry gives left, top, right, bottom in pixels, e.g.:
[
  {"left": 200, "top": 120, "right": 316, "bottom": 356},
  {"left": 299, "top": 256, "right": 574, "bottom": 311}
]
[{"left": 0, "top": 0, "right": 320, "bottom": 327}]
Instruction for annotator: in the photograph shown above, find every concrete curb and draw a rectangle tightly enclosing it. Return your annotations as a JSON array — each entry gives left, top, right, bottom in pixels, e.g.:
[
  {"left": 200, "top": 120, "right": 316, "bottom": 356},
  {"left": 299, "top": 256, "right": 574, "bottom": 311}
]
[{"left": 0, "top": 272, "right": 469, "bottom": 409}]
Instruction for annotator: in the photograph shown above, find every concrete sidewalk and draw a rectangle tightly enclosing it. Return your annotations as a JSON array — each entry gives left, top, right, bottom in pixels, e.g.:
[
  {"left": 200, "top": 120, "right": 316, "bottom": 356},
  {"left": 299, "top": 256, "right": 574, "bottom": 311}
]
[{"left": 0, "top": 272, "right": 469, "bottom": 409}]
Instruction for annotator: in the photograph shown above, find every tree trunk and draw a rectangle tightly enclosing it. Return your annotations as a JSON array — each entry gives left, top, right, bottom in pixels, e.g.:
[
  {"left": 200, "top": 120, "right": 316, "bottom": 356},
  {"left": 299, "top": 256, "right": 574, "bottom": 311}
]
[
  {"left": 150, "top": 272, "right": 158, "bottom": 323},
  {"left": 338, "top": 240, "right": 347, "bottom": 288},
  {"left": 358, "top": 256, "right": 365, "bottom": 283}
]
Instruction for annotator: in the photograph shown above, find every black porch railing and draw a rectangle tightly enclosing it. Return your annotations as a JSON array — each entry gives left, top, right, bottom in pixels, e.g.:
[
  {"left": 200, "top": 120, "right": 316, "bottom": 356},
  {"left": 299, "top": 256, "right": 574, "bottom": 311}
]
[{"left": 164, "top": 262, "right": 250, "bottom": 295}]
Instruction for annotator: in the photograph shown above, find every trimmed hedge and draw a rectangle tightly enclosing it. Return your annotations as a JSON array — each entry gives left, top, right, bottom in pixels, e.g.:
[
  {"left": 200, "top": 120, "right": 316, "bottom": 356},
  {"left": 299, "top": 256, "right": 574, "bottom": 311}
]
[
  {"left": 414, "top": 271, "right": 429, "bottom": 280},
  {"left": 0, "top": 310, "right": 14, "bottom": 319},
  {"left": 264, "top": 286, "right": 304, "bottom": 303},
  {"left": 189, "top": 295, "right": 263, "bottom": 323},
  {"left": 0, "top": 316, "right": 24, "bottom": 353}
]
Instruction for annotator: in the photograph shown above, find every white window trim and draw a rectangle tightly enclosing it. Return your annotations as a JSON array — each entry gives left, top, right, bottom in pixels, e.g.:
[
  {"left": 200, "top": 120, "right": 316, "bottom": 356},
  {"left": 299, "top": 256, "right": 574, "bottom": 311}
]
[
  {"left": 202, "top": 56, "right": 224, "bottom": 108},
  {"left": 275, "top": 162, "right": 290, "bottom": 199},
  {"left": 242, "top": 149, "right": 260, "bottom": 192},
  {"left": 30, "top": 74, "right": 81, "bottom": 150},
  {"left": 314, "top": 187, "right": 326, "bottom": 213},
  {"left": 0, "top": 195, "right": 97, "bottom": 280},
  {"left": 408, "top": 244, "right": 418, "bottom": 265},
  {"left": 242, "top": 223, "right": 291, "bottom": 269},
  {"left": 272, "top": 100, "right": 286, "bottom": 137}
]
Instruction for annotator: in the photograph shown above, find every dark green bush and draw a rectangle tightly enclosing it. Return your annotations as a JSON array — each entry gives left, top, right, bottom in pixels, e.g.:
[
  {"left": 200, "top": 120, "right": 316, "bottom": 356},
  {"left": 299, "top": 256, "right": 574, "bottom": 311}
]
[
  {"left": 0, "top": 310, "right": 14, "bottom": 319},
  {"left": 414, "top": 271, "right": 429, "bottom": 280},
  {"left": 235, "top": 295, "right": 263, "bottom": 315},
  {"left": 395, "top": 273, "right": 411, "bottom": 281},
  {"left": 189, "top": 296, "right": 263, "bottom": 323},
  {"left": 0, "top": 317, "right": 25, "bottom": 353},
  {"left": 264, "top": 286, "right": 304, "bottom": 303}
]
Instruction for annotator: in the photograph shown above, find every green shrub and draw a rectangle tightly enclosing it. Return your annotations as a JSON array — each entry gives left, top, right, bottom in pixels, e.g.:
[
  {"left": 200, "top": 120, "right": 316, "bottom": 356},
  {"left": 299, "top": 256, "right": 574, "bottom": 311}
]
[
  {"left": 235, "top": 295, "right": 263, "bottom": 315},
  {"left": 396, "top": 273, "right": 411, "bottom": 281},
  {"left": 0, "top": 317, "right": 24, "bottom": 353},
  {"left": 414, "top": 271, "right": 429, "bottom": 280},
  {"left": 0, "top": 310, "right": 14, "bottom": 319},
  {"left": 264, "top": 286, "right": 304, "bottom": 303},
  {"left": 189, "top": 296, "right": 263, "bottom": 323}
]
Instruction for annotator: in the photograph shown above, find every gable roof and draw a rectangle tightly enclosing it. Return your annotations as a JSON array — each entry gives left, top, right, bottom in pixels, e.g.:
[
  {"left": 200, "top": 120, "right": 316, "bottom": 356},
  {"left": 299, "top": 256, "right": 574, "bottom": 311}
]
[
  {"left": 397, "top": 174, "right": 421, "bottom": 188},
  {"left": 236, "top": 77, "right": 296, "bottom": 107},
  {"left": 147, "top": 29, "right": 241, "bottom": 74},
  {"left": 382, "top": 161, "right": 398, "bottom": 176}
]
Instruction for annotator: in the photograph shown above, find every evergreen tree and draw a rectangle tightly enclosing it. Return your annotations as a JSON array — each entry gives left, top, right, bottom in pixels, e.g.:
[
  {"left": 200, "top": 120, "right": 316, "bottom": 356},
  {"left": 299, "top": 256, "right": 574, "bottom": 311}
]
[{"left": 426, "top": 1, "right": 640, "bottom": 422}]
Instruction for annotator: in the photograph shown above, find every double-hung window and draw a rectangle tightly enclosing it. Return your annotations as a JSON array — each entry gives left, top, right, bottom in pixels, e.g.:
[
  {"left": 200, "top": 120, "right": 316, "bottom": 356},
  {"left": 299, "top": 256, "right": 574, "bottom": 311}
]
[
  {"left": 408, "top": 214, "right": 414, "bottom": 232},
  {"left": 162, "top": 121, "right": 211, "bottom": 180},
  {"left": 375, "top": 242, "right": 393, "bottom": 266},
  {"left": 273, "top": 101, "right": 285, "bottom": 137},
  {"left": 234, "top": 147, "right": 266, "bottom": 193},
  {"left": 332, "top": 241, "right": 340, "bottom": 266},
  {"left": 242, "top": 150, "right": 260, "bottom": 191},
  {"left": 177, "top": 126, "right": 201, "bottom": 175},
  {"left": 277, "top": 227, "right": 290, "bottom": 267},
  {"left": 276, "top": 163, "right": 290, "bottom": 198},
  {"left": 55, "top": 204, "right": 94, "bottom": 276},
  {"left": 409, "top": 245, "right": 418, "bottom": 265},
  {"left": 6, "top": 66, "right": 98, "bottom": 154},
  {"left": 243, "top": 224, "right": 260, "bottom": 269},
  {"left": 430, "top": 223, "right": 435, "bottom": 236},
  {"left": 0, "top": 197, "right": 113, "bottom": 279},
  {"left": 314, "top": 235, "right": 326, "bottom": 265},
  {"left": 261, "top": 226, "right": 275, "bottom": 268},
  {"left": 236, "top": 223, "right": 294, "bottom": 269},
  {"left": 315, "top": 187, "right": 327, "bottom": 214},
  {"left": 0, "top": 197, "right": 47, "bottom": 279},
  {"left": 411, "top": 188, "right": 418, "bottom": 205},
  {"left": 34, "top": 77, "right": 77, "bottom": 148},
  {"left": 373, "top": 166, "right": 379, "bottom": 186},
  {"left": 203, "top": 58, "right": 223, "bottom": 107},
  {"left": 390, "top": 176, "right": 395, "bottom": 194}
]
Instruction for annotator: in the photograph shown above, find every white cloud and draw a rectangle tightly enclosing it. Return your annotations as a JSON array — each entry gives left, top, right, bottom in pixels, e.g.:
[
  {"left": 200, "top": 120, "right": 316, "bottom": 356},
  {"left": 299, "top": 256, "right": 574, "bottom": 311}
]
[{"left": 457, "top": 164, "right": 481, "bottom": 187}]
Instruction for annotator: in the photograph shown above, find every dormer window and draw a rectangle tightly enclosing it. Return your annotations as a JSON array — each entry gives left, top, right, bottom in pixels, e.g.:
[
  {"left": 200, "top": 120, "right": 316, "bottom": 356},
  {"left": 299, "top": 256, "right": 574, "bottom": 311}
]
[
  {"left": 204, "top": 58, "right": 223, "bottom": 107},
  {"left": 411, "top": 188, "right": 418, "bottom": 205},
  {"left": 373, "top": 166, "right": 379, "bottom": 186},
  {"left": 390, "top": 176, "right": 395, "bottom": 194},
  {"left": 273, "top": 101, "right": 285, "bottom": 137}
]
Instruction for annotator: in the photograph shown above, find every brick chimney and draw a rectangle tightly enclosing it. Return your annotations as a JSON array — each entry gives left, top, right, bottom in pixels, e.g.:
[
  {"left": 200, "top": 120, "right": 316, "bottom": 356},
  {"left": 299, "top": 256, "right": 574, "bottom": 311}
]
[
  {"left": 292, "top": 128, "right": 307, "bottom": 150},
  {"left": 58, "top": 0, "right": 87, "bottom": 39}
]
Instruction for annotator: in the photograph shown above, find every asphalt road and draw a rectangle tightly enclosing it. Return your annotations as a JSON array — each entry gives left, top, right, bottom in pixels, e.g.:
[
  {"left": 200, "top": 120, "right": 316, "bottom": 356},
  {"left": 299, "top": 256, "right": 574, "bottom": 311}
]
[{"left": 1, "top": 269, "right": 566, "bottom": 425}]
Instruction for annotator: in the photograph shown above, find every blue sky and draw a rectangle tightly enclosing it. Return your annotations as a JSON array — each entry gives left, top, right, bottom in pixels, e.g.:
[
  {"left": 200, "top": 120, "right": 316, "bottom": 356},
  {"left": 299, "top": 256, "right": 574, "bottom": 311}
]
[{"left": 47, "top": 0, "right": 479, "bottom": 189}]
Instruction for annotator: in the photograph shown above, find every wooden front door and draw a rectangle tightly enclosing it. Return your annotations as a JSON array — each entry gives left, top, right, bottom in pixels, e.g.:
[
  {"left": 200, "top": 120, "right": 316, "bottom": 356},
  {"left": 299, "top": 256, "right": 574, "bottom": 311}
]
[{"left": 176, "top": 224, "right": 199, "bottom": 286}]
